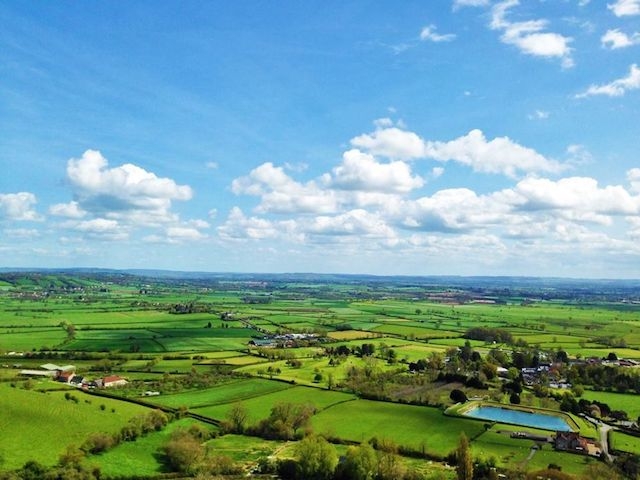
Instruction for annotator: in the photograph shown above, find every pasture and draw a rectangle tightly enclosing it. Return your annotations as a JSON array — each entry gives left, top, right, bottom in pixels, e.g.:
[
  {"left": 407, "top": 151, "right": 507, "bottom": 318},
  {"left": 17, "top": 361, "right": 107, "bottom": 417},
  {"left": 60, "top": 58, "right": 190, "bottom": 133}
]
[
  {"left": 1, "top": 272, "right": 639, "bottom": 478},
  {"left": 0, "top": 382, "right": 149, "bottom": 470}
]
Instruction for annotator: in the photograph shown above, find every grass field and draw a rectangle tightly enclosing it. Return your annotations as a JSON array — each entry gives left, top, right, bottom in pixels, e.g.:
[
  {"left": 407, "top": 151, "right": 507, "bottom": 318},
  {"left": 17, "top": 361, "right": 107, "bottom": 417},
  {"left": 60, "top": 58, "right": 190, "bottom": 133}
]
[
  {"left": 2, "top": 272, "right": 640, "bottom": 478},
  {"left": 194, "top": 385, "right": 356, "bottom": 424},
  {"left": 0, "top": 383, "right": 149, "bottom": 470},
  {"left": 312, "top": 400, "right": 484, "bottom": 456},
  {"left": 581, "top": 390, "right": 640, "bottom": 419},
  {"left": 610, "top": 431, "right": 640, "bottom": 454},
  {"left": 86, "top": 418, "right": 206, "bottom": 477},
  {"left": 151, "top": 378, "right": 293, "bottom": 409}
]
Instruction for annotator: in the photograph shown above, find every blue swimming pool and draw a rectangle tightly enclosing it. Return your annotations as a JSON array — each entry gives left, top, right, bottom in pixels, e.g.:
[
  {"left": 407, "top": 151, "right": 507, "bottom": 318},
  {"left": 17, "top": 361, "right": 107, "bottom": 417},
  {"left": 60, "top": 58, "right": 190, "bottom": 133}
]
[{"left": 464, "top": 406, "right": 572, "bottom": 431}]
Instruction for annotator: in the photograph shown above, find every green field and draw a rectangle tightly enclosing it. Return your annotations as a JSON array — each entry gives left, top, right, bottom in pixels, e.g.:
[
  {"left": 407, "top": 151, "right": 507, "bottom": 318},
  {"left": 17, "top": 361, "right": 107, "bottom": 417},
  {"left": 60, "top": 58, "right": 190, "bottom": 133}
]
[
  {"left": 0, "top": 383, "right": 149, "bottom": 470},
  {"left": 1, "top": 272, "right": 640, "bottom": 479}
]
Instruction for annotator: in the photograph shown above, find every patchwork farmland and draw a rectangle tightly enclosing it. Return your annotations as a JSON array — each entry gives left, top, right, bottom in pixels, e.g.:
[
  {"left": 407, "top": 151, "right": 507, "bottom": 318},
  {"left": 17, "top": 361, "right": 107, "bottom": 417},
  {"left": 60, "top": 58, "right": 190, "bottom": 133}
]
[{"left": 1, "top": 271, "right": 640, "bottom": 479}]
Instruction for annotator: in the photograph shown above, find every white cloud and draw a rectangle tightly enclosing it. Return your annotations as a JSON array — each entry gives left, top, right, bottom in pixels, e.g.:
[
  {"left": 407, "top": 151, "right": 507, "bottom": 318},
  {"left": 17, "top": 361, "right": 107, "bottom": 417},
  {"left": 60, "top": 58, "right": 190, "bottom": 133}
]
[
  {"left": 0, "top": 192, "right": 39, "bottom": 221},
  {"left": 205, "top": 161, "right": 219, "bottom": 169},
  {"left": 307, "top": 210, "right": 396, "bottom": 239},
  {"left": 327, "top": 149, "right": 424, "bottom": 194},
  {"left": 528, "top": 110, "right": 550, "bottom": 120},
  {"left": 166, "top": 226, "right": 208, "bottom": 242},
  {"left": 601, "top": 29, "right": 640, "bottom": 49},
  {"left": 74, "top": 218, "right": 128, "bottom": 241},
  {"left": 66, "top": 150, "right": 192, "bottom": 215},
  {"left": 217, "top": 207, "right": 280, "bottom": 241},
  {"left": 49, "top": 201, "right": 86, "bottom": 219},
  {"left": 576, "top": 64, "right": 640, "bottom": 97},
  {"left": 424, "top": 129, "right": 565, "bottom": 177},
  {"left": 232, "top": 162, "right": 338, "bottom": 214},
  {"left": 565, "top": 144, "right": 593, "bottom": 165},
  {"left": 453, "top": 0, "right": 490, "bottom": 9},
  {"left": 608, "top": 0, "right": 640, "bottom": 16},
  {"left": 187, "top": 219, "right": 210, "bottom": 229},
  {"left": 420, "top": 25, "right": 456, "bottom": 43},
  {"left": 432, "top": 167, "right": 445, "bottom": 178},
  {"left": 490, "top": 0, "right": 574, "bottom": 68},
  {"left": 350, "top": 127, "right": 427, "bottom": 160},
  {"left": 398, "top": 188, "right": 510, "bottom": 232},
  {"left": 3, "top": 228, "right": 40, "bottom": 239},
  {"left": 505, "top": 176, "right": 639, "bottom": 215},
  {"left": 628, "top": 168, "right": 640, "bottom": 193}
]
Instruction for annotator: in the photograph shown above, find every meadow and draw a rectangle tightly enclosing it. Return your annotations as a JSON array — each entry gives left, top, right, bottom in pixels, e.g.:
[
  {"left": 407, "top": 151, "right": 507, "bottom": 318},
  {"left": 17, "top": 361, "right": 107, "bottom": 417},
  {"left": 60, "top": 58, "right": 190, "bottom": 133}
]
[{"left": 1, "top": 272, "right": 639, "bottom": 479}]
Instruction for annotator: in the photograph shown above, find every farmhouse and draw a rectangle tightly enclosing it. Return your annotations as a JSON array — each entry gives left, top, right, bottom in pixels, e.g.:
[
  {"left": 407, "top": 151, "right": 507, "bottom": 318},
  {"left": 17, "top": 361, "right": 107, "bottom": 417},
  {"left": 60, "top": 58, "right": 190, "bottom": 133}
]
[
  {"left": 102, "top": 375, "right": 127, "bottom": 388},
  {"left": 58, "top": 371, "right": 75, "bottom": 383},
  {"left": 554, "top": 432, "right": 601, "bottom": 456}
]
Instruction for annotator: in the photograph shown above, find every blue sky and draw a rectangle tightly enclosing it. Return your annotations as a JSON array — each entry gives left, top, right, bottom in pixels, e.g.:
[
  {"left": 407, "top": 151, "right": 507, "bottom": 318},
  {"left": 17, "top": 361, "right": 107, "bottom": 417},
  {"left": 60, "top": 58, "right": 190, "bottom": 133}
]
[{"left": 1, "top": 0, "right": 640, "bottom": 278}]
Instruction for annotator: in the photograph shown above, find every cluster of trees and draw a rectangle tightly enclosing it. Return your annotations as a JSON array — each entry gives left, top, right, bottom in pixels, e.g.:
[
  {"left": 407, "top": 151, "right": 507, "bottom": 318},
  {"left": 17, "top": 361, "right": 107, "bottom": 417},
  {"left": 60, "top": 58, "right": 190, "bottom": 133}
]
[
  {"left": 267, "top": 436, "right": 434, "bottom": 480},
  {"left": 83, "top": 409, "right": 169, "bottom": 453},
  {"left": 162, "top": 424, "right": 241, "bottom": 476},
  {"left": 556, "top": 393, "right": 632, "bottom": 422},
  {"left": 168, "top": 302, "right": 216, "bottom": 314},
  {"left": 566, "top": 363, "right": 640, "bottom": 393},
  {"left": 126, "top": 369, "right": 237, "bottom": 395},
  {"left": 246, "top": 401, "right": 316, "bottom": 440},
  {"left": 463, "top": 327, "right": 513, "bottom": 345}
]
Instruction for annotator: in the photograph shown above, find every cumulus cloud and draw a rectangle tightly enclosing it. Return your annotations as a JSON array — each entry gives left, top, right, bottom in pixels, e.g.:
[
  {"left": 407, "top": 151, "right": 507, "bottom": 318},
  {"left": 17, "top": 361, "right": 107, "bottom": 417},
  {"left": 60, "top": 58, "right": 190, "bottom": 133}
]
[
  {"left": 49, "top": 201, "right": 86, "bottom": 219},
  {"left": 350, "top": 127, "right": 427, "bottom": 160},
  {"left": 608, "top": 0, "right": 640, "bottom": 16},
  {"left": 166, "top": 227, "right": 208, "bottom": 242},
  {"left": 66, "top": 150, "right": 192, "bottom": 216},
  {"left": 307, "top": 210, "right": 396, "bottom": 239},
  {"left": 74, "top": 218, "right": 128, "bottom": 241},
  {"left": 218, "top": 207, "right": 281, "bottom": 241},
  {"left": 601, "top": 29, "right": 640, "bottom": 49},
  {"left": 232, "top": 162, "right": 338, "bottom": 214},
  {"left": 576, "top": 64, "right": 640, "bottom": 97},
  {"left": 397, "top": 188, "right": 510, "bottom": 232},
  {"left": 0, "top": 192, "right": 39, "bottom": 221},
  {"left": 505, "top": 176, "right": 639, "bottom": 216},
  {"left": 326, "top": 149, "right": 424, "bottom": 193},
  {"left": 424, "top": 129, "right": 564, "bottom": 177},
  {"left": 420, "top": 25, "right": 456, "bottom": 42},
  {"left": 490, "top": 0, "right": 574, "bottom": 68}
]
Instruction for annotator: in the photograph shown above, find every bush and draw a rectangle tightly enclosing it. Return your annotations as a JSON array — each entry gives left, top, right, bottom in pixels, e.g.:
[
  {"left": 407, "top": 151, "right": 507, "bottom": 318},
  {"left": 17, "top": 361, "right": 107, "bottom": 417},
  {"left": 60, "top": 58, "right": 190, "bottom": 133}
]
[{"left": 450, "top": 389, "right": 468, "bottom": 403}]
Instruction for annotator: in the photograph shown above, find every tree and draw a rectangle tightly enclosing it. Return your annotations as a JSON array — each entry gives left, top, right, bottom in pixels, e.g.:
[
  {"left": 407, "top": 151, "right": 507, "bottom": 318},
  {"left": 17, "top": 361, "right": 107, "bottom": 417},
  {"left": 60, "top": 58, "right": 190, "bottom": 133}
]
[
  {"left": 340, "top": 443, "right": 377, "bottom": 480},
  {"left": 163, "top": 432, "right": 205, "bottom": 474},
  {"left": 227, "top": 402, "right": 248, "bottom": 434},
  {"left": 450, "top": 389, "right": 468, "bottom": 404},
  {"left": 294, "top": 435, "right": 338, "bottom": 480},
  {"left": 456, "top": 432, "right": 473, "bottom": 480}
]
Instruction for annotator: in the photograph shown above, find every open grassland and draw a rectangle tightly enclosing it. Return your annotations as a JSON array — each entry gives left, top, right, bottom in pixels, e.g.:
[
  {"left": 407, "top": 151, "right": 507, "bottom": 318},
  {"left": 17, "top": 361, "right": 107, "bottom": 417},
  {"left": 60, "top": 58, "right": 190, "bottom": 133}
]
[
  {"left": 151, "top": 378, "right": 292, "bottom": 409},
  {"left": 0, "top": 382, "right": 149, "bottom": 470},
  {"left": 205, "top": 434, "right": 286, "bottom": 464},
  {"left": 2, "top": 273, "right": 640, "bottom": 478},
  {"left": 312, "top": 400, "right": 484, "bottom": 456},
  {"left": 85, "top": 418, "right": 208, "bottom": 478},
  {"left": 194, "top": 385, "right": 356, "bottom": 424},
  {"left": 581, "top": 390, "right": 640, "bottom": 419},
  {"left": 610, "top": 431, "right": 640, "bottom": 454}
]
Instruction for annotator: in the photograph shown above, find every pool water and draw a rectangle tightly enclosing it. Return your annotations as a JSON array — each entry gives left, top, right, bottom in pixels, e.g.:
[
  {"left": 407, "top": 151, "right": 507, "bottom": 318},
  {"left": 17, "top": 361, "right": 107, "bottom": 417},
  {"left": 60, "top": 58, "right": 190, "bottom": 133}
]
[{"left": 464, "top": 406, "right": 572, "bottom": 431}]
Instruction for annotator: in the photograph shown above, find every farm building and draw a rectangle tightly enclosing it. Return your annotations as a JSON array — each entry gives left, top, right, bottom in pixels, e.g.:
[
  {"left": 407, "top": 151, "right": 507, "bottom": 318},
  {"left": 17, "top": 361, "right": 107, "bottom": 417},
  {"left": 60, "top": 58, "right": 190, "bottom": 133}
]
[
  {"left": 58, "top": 371, "right": 75, "bottom": 383},
  {"left": 19, "top": 369, "right": 57, "bottom": 377},
  {"left": 102, "top": 375, "right": 127, "bottom": 388},
  {"left": 554, "top": 432, "right": 601, "bottom": 456}
]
